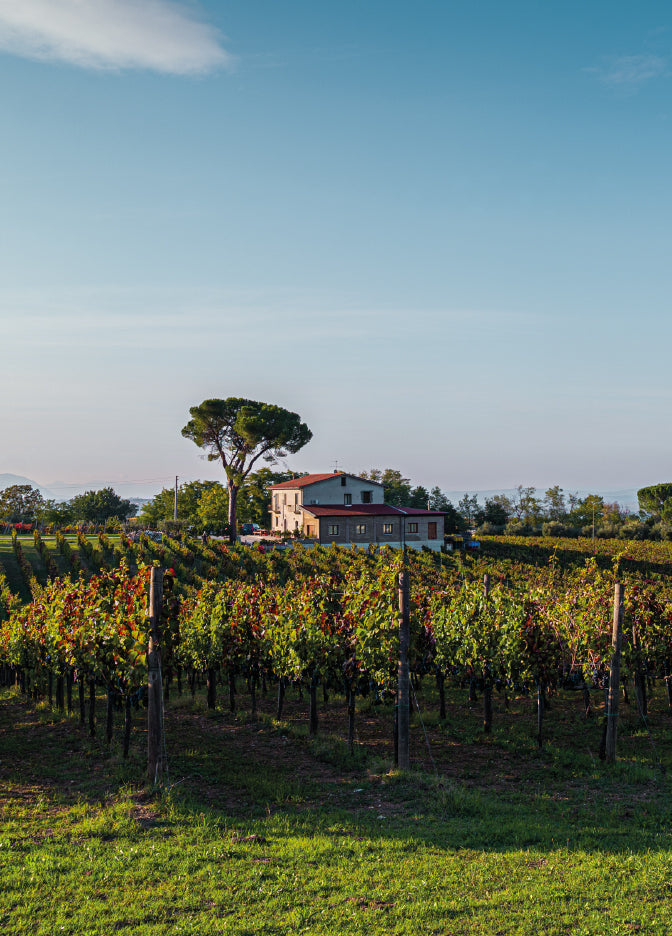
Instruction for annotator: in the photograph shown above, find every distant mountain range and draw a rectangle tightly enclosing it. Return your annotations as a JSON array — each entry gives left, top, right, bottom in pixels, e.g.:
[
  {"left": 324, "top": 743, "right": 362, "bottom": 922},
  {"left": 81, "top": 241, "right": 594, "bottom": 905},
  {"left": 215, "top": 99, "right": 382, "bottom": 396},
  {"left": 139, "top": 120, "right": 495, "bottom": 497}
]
[{"left": 0, "top": 472, "right": 642, "bottom": 512}]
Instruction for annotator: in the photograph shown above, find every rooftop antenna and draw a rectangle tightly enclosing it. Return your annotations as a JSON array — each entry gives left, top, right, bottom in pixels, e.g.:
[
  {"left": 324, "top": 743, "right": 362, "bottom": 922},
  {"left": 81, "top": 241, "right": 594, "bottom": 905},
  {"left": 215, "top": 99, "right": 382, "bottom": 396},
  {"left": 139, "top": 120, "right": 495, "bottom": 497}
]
[{"left": 331, "top": 458, "right": 340, "bottom": 474}]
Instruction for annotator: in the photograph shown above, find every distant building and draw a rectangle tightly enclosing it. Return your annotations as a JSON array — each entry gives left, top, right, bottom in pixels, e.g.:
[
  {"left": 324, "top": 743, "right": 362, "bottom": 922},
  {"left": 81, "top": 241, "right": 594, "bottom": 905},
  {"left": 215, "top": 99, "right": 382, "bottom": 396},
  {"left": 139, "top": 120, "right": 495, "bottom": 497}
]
[{"left": 269, "top": 471, "right": 444, "bottom": 550}]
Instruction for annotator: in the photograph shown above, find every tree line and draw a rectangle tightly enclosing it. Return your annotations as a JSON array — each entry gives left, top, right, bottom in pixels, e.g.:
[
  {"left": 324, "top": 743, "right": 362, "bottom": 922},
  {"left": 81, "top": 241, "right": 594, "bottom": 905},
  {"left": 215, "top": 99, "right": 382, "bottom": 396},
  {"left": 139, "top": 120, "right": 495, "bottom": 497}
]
[
  {"left": 4, "top": 471, "right": 672, "bottom": 544},
  {"left": 0, "top": 485, "right": 137, "bottom": 527}
]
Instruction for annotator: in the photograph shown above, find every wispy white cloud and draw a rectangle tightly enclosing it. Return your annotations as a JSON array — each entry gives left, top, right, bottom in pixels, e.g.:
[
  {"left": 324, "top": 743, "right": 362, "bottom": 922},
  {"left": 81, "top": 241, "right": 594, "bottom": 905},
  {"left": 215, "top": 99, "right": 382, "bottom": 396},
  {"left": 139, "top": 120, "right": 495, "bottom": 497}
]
[
  {"left": 587, "top": 53, "right": 668, "bottom": 90},
  {"left": 0, "top": 0, "right": 231, "bottom": 74}
]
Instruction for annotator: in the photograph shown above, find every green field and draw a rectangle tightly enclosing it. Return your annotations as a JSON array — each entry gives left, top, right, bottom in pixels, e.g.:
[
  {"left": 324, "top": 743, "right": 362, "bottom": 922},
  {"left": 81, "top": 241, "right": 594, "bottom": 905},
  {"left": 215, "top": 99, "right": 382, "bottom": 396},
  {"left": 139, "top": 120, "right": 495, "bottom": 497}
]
[{"left": 2, "top": 671, "right": 672, "bottom": 935}]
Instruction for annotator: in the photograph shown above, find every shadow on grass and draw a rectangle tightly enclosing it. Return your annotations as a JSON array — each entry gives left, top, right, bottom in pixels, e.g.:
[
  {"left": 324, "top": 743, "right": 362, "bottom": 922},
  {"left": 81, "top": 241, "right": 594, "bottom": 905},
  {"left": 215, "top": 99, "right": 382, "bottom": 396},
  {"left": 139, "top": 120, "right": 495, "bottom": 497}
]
[{"left": 2, "top": 686, "right": 672, "bottom": 858}]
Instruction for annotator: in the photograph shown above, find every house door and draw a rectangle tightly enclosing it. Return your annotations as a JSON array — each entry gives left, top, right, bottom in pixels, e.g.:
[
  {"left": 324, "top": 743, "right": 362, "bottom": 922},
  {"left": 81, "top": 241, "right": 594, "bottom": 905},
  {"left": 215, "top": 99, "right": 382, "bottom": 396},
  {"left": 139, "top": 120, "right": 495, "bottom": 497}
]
[{"left": 428, "top": 522, "right": 437, "bottom": 540}]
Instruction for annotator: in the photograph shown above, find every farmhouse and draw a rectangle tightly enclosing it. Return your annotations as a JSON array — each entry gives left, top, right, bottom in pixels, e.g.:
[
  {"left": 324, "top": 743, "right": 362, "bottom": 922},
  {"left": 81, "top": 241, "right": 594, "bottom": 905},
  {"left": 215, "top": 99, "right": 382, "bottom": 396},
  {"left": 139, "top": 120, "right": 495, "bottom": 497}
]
[{"left": 269, "top": 472, "right": 445, "bottom": 550}]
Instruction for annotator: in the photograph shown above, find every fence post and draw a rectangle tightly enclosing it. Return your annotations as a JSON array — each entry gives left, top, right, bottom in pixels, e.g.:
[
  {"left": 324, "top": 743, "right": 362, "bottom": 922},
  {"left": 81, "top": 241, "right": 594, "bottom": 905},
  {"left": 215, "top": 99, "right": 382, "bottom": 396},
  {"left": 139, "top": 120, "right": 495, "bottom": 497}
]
[
  {"left": 397, "top": 568, "right": 410, "bottom": 770},
  {"left": 482, "top": 574, "right": 492, "bottom": 733},
  {"left": 147, "top": 566, "right": 165, "bottom": 784},
  {"left": 605, "top": 582, "right": 624, "bottom": 764}
]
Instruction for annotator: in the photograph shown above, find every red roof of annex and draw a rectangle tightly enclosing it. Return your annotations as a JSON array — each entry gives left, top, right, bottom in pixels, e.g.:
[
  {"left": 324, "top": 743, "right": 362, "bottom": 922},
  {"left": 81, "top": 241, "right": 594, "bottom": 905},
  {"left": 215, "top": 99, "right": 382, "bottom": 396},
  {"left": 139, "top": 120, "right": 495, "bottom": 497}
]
[{"left": 302, "top": 504, "right": 444, "bottom": 518}]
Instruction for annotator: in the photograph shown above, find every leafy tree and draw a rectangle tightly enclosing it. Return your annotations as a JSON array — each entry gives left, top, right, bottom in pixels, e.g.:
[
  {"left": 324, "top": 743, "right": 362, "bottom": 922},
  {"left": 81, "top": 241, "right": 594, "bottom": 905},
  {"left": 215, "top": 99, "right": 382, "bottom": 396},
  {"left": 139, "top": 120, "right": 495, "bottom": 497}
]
[
  {"left": 428, "top": 486, "right": 450, "bottom": 512},
  {"left": 510, "top": 485, "right": 542, "bottom": 525},
  {"left": 141, "top": 480, "right": 222, "bottom": 526},
  {"left": 196, "top": 484, "right": 230, "bottom": 532},
  {"left": 0, "top": 485, "right": 46, "bottom": 523},
  {"left": 360, "top": 468, "right": 412, "bottom": 506},
  {"left": 70, "top": 488, "right": 137, "bottom": 523},
  {"left": 458, "top": 493, "right": 479, "bottom": 526},
  {"left": 181, "top": 398, "right": 312, "bottom": 542},
  {"left": 481, "top": 496, "right": 510, "bottom": 527},
  {"left": 638, "top": 483, "right": 672, "bottom": 523},
  {"left": 238, "top": 468, "right": 299, "bottom": 529},
  {"left": 409, "top": 485, "right": 430, "bottom": 509},
  {"left": 42, "top": 500, "right": 75, "bottom": 526},
  {"left": 568, "top": 493, "right": 605, "bottom": 529},
  {"left": 427, "top": 487, "right": 463, "bottom": 533},
  {"left": 543, "top": 485, "right": 566, "bottom": 521}
]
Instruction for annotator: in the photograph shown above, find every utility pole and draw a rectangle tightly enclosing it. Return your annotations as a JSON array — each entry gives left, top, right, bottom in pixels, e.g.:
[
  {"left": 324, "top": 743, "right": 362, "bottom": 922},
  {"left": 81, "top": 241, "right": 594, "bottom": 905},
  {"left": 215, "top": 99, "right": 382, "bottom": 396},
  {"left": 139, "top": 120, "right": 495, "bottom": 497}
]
[{"left": 174, "top": 476, "right": 178, "bottom": 522}]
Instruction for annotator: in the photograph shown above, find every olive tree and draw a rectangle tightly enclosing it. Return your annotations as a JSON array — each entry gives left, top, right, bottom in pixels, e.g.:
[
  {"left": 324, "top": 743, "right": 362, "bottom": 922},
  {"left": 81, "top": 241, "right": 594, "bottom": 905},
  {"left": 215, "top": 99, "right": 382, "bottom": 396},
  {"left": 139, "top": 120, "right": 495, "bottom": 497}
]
[{"left": 181, "top": 398, "right": 312, "bottom": 542}]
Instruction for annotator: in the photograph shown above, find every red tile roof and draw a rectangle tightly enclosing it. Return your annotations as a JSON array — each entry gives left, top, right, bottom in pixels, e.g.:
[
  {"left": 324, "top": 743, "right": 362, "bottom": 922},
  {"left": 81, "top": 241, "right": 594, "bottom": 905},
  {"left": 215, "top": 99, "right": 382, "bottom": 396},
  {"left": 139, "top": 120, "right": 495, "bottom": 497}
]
[
  {"left": 396, "top": 507, "right": 444, "bottom": 516},
  {"left": 269, "top": 473, "right": 344, "bottom": 490},
  {"left": 269, "top": 472, "right": 383, "bottom": 490},
  {"left": 302, "top": 504, "right": 401, "bottom": 517},
  {"left": 302, "top": 504, "right": 444, "bottom": 518}
]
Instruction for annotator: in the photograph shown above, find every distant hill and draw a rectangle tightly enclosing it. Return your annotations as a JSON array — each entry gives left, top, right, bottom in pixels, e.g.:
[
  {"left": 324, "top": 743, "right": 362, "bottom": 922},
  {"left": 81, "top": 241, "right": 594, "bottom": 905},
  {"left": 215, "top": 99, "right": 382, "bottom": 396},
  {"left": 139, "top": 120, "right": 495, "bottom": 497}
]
[{"left": 0, "top": 474, "right": 58, "bottom": 500}]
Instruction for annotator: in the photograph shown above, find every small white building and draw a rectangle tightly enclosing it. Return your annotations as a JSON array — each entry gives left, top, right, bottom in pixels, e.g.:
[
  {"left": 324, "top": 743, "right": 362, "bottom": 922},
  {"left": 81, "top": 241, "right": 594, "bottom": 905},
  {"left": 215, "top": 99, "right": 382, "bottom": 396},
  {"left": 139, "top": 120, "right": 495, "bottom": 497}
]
[{"left": 269, "top": 472, "right": 445, "bottom": 550}]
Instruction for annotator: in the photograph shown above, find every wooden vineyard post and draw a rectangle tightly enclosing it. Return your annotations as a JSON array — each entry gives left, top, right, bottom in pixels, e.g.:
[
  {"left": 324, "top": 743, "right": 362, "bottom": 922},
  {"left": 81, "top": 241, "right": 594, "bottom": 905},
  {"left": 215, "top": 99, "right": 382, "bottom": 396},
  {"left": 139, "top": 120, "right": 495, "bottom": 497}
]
[
  {"left": 397, "top": 568, "right": 410, "bottom": 770},
  {"left": 605, "top": 583, "right": 624, "bottom": 764},
  {"left": 483, "top": 574, "right": 492, "bottom": 734},
  {"left": 147, "top": 566, "right": 165, "bottom": 784}
]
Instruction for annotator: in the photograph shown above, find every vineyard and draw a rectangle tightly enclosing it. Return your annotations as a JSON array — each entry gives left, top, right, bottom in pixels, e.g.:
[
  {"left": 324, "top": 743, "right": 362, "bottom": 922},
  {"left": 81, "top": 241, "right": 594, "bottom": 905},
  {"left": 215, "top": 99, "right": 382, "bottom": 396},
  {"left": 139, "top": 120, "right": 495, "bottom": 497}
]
[
  {"left": 4, "top": 532, "right": 672, "bottom": 933},
  {"left": 2, "top": 531, "right": 672, "bottom": 767}
]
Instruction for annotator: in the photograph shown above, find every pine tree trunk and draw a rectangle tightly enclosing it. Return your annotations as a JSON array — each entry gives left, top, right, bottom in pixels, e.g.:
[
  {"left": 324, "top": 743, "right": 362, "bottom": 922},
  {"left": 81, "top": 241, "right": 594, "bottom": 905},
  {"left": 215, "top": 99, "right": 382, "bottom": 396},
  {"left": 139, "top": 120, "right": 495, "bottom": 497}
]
[{"left": 228, "top": 481, "right": 238, "bottom": 544}]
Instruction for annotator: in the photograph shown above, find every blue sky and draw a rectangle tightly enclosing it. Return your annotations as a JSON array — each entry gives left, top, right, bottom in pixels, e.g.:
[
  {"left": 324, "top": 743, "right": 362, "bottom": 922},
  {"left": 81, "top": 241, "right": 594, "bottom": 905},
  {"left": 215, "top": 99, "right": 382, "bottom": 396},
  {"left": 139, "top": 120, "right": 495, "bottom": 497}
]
[{"left": 2, "top": 1, "right": 671, "bottom": 498}]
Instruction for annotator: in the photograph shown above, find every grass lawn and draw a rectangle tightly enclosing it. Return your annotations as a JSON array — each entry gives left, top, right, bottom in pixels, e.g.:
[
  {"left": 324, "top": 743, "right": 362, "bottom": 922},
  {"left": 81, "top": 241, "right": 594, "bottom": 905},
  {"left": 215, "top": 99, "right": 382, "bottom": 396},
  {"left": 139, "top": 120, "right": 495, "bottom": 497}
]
[{"left": 2, "top": 678, "right": 672, "bottom": 934}]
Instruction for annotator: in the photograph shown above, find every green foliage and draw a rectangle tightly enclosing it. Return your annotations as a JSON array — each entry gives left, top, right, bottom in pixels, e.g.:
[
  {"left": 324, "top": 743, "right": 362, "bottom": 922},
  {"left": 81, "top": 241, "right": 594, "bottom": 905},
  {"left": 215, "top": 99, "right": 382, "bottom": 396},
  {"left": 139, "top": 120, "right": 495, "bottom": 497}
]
[
  {"left": 359, "top": 468, "right": 410, "bottom": 505},
  {"left": 181, "top": 397, "right": 312, "bottom": 539},
  {"left": 638, "top": 483, "right": 672, "bottom": 523},
  {"left": 0, "top": 484, "right": 45, "bottom": 523},
  {"left": 70, "top": 488, "right": 137, "bottom": 523}
]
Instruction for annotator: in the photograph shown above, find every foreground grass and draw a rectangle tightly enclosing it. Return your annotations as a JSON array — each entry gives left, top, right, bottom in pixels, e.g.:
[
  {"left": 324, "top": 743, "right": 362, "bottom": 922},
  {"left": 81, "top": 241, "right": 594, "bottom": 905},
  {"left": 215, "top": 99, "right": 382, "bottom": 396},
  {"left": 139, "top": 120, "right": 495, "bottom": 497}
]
[{"left": 2, "top": 687, "right": 672, "bottom": 934}]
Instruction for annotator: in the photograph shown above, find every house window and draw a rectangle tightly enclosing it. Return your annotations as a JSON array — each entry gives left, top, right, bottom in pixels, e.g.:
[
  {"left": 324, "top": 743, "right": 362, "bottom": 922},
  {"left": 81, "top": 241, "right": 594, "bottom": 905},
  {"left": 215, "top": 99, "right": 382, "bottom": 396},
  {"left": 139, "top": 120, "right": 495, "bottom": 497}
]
[
  {"left": 361, "top": 491, "right": 372, "bottom": 503},
  {"left": 340, "top": 475, "right": 346, "bottom": 486},
  {"left": 328, "top": 524, "right": 340, "bottom": 536},
  {"left": 408, "top": 522, "right": 418, "bottom": 533},
  {"left": 383, "top": 523, "right": 393, "bottom": 534},
  {"left": 344, "top": 493, "right": 352, "bottom": 505},
  {"left": 356, "top": 523, "right": 367, "bottom": 535}
]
